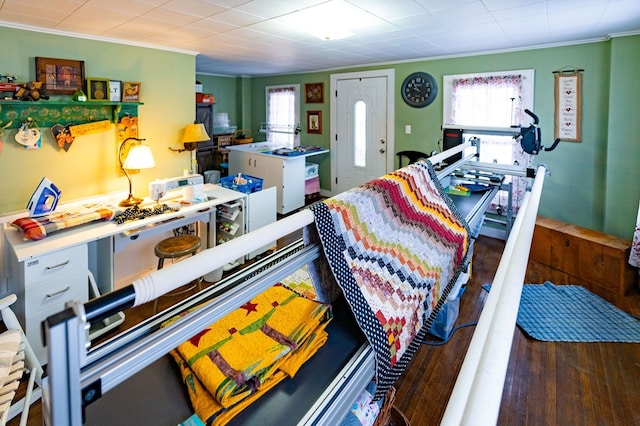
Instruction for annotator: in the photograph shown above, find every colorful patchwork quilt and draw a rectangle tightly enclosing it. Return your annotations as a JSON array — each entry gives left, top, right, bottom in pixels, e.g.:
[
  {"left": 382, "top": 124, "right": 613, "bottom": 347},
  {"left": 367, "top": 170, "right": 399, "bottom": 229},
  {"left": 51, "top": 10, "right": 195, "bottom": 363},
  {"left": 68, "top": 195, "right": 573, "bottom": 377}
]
[
  {"left": 167, "top": 284, "right": 332, "bottom": 425},
  {"left": 309, "top": 160, "right": 470, "bottom": 400}
]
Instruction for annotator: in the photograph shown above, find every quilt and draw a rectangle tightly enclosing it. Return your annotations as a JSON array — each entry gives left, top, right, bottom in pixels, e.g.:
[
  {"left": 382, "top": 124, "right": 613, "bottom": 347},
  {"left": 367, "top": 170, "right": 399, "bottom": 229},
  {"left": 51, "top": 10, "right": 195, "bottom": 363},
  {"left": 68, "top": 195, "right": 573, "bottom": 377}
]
[
  {"left": 309, "top": 160, "right": 470, "bottom": 400},
  {"left": 167, "top": 284, "right": 332, "bottom": 425},
  {"left": 11, "top": 203, "right": 116, "bottom": 240}
]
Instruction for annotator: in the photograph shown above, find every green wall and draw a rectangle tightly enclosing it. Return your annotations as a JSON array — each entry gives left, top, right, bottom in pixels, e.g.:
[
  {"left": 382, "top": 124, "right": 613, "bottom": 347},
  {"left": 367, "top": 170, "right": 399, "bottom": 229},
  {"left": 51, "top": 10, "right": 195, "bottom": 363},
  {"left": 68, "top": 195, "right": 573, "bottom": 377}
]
[
  {"left": 247, "top": 36, "right": 639, "bottom": 240},
  {"left": 2, "top": 25, "right": 637, "bottom": 240},
  {"left": 605, "top": 36, "right": 640, "bottom": 237},
  {"left": 195, "top": 74, "right": 238, "bottom": 129},
  {"left": 0, "top": 26, "right": 195, "bottom": 214}
]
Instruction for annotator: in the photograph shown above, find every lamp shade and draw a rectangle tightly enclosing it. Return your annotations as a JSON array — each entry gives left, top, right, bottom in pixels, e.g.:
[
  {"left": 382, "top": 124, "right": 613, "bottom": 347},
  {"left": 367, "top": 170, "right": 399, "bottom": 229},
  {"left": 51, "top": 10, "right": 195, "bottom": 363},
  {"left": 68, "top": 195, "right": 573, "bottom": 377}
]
[
  {"left": 123, "top": 144, "right": 155, "bottom": 169},
  {"left": 182, "top": 123, "right": 211, "bottom": 144}
]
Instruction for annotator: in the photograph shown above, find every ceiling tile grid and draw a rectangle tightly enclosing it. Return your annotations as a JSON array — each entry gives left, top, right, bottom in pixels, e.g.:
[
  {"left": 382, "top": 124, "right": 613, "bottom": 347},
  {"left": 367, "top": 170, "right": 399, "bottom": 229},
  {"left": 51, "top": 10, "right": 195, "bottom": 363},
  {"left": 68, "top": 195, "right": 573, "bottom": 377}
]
[{"left": 0, "top": 0, "right": 638, "bottom": 75}]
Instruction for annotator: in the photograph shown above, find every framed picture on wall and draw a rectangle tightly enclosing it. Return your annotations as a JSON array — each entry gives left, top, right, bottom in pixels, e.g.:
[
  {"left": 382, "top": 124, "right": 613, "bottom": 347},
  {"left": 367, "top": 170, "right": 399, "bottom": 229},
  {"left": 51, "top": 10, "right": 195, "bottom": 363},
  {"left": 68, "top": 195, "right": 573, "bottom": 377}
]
[
  {"left": 35, "top": 57, "right": 85, "bottom": 95},
  {"left": 305, "top": 83, "right": 324, "bottom": 103},
  {"left": 307, "top": 110, "right": 322, "bottom": 134},
  {"left": 85, "top": 78, "right": 110, "bottom": 101},
  {"left": 122, "top": 81, "right": 141, "bottom": 102},
  {"left": 109, "top": 80, "right": 122, "bottom": 102}
]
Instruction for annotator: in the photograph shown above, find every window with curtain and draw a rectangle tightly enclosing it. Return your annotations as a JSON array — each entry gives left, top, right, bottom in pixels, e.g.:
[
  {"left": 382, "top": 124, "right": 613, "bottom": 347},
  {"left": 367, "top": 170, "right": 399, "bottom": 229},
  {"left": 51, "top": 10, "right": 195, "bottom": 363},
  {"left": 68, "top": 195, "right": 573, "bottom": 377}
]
[
  {"left": 266, "top": 84, "right": 300, "bottom": 148},
  {"left": 444, "top": 70, "right": 534, "bottom": 213}
]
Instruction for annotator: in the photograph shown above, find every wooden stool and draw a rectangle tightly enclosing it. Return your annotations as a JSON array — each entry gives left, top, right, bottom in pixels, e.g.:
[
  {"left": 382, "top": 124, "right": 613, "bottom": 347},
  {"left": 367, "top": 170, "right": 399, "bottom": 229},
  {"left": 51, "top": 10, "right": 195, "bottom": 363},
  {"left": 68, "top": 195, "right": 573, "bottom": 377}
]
[{"left": 153, "top": 234, "right": 202, "bottom": 313}]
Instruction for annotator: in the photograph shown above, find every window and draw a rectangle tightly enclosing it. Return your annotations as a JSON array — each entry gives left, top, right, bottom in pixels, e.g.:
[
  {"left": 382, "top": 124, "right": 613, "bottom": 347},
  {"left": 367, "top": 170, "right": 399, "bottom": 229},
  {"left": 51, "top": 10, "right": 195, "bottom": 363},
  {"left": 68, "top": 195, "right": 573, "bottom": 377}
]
[
  {"left": 266, "top": 84, "right": 300, "bottom": 148},
  {"left": 443, "top": 70, "right": 534, "bottom": 213},
  {"left": 354, "top": 100, "right": 366, "bottom": 167}
]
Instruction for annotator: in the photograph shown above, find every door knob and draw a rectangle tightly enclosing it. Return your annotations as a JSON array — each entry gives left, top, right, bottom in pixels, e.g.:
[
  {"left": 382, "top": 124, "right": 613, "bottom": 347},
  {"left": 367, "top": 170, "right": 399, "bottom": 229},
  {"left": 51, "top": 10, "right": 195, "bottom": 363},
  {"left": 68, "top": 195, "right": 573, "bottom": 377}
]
[
  {"left": 379, "top": 148, "right": 386, "bottom": 153},
  {"left": 380, "top": 139, "right": 386, "bottom": 144}
]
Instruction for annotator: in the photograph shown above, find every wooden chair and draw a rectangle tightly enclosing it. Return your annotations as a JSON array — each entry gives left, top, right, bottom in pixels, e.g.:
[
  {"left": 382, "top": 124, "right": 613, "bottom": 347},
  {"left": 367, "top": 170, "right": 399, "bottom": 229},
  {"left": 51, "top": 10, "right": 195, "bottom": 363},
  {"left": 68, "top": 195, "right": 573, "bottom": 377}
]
[
  {"left": 0, "top": 294, "right": 44, "bottom": 426},
  {"left": 396, "top": 150, "right": 430, "bottom": 168}
]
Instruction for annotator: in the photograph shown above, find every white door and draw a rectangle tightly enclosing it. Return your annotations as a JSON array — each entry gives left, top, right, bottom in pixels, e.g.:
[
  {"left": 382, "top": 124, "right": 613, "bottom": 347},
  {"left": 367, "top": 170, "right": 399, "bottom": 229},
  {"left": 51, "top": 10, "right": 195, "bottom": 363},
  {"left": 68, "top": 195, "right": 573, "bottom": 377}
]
[{"left": 333, "top": 73, "right": 392, "bottom": 194}]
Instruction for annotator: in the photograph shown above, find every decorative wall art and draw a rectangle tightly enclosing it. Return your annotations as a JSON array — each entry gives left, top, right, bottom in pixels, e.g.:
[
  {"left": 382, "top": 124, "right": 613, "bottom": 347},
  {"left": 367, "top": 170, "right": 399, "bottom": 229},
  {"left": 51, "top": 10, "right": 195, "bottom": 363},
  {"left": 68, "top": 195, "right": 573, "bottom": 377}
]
[
  {"left": 307, "top": 110, "right": 322, "bottom": 134},
  {"left": 109, "top": 80, "right": 122, "bottom": 102},
  {"left": 554, "top": 68, "right": 583, "bottom": 142},
  {"left": 86, "top": 78, "right": 110, "bottom": 101},
  {"left": 122, "top": 82, "right": 141, "bottom": 102},
  {"left": 305, "top": 83, "right": 324, "bottom": 103},
  {"left": 35, "top": 57, "right": 85, "bottom": 95}
]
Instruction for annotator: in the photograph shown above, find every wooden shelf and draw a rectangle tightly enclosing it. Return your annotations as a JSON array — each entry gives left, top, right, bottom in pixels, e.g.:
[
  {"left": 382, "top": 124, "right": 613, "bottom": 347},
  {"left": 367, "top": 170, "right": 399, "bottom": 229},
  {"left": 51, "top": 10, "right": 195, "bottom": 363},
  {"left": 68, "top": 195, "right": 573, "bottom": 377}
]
[{"left": 0, "top": 100, "right": 143, "bottom": 128}]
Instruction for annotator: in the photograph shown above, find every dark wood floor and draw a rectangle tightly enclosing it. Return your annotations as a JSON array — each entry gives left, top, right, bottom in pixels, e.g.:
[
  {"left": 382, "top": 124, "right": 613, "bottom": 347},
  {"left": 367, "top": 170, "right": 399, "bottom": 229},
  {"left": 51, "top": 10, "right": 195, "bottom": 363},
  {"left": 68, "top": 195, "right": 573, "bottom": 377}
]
[
  {"left": 394, "top": 235, "right": 640, "bottom": 426},
  {"left": 9, "top": 235, "right": 640, "bottom": 425}
]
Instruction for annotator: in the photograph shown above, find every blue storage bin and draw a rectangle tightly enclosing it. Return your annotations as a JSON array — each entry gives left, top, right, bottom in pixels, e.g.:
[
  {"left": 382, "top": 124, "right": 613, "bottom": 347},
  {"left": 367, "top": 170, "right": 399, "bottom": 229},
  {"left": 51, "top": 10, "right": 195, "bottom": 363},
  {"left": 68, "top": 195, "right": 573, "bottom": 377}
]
[
  {"left": 220, "top": 173, "right": 263, "bottom": 193},
  {"left": 430, "top": 285, "right": 465, "bottom": 340}
]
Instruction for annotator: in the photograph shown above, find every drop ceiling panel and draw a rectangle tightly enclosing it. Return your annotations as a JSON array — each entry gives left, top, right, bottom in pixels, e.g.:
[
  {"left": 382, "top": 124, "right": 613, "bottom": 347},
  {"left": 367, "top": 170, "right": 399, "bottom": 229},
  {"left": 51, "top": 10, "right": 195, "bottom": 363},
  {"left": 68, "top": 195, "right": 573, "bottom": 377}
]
[{"left": 0, "top": 0, "right": 638, "bottom": 76}]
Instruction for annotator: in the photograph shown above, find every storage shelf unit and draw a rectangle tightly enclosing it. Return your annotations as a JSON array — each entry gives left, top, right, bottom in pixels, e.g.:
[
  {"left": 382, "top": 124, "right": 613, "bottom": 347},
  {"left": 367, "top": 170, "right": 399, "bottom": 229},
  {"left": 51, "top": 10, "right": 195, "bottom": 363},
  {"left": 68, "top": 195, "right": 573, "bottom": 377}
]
[{"left": 216, "top": 201, "right": 244, "bottom": 268}]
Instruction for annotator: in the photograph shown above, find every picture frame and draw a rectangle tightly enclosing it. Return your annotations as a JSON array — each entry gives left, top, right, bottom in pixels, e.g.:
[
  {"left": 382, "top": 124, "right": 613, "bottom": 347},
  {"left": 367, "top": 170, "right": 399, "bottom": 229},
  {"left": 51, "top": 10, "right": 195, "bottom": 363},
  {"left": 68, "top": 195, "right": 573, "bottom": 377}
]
[
  {"left": 109, "top": 80, "right": 122, "bottom": 102},
  {"left": 35, "top": 57, "right": 85, "bottom": 95},
  {"left": 305, "top": 82, "right": 324, "bottom": 103},
  {"left": 122, "top": 81, "right": 141, "bottom": 102},
  {"left": 85, "top": 78, "right": 110, "bottom": 101},
  {"left": 307, "top": 110, "right": 322, "bottom": 134}
]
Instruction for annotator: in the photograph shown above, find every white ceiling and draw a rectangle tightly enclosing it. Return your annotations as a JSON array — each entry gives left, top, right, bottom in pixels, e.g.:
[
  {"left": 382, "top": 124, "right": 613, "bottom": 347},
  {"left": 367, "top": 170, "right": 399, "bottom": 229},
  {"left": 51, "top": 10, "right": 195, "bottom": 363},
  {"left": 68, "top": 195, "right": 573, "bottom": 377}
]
[{"left": 1, "top": 0, "right": 639, "bottom": 76}]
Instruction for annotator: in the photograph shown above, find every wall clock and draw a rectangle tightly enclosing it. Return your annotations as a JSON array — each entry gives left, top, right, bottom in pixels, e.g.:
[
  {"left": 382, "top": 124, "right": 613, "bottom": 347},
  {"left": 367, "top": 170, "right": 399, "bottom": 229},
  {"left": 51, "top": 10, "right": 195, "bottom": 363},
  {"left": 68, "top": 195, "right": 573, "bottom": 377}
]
[{"left": 401, "top": 72, "right": 438, "bottom": 108}]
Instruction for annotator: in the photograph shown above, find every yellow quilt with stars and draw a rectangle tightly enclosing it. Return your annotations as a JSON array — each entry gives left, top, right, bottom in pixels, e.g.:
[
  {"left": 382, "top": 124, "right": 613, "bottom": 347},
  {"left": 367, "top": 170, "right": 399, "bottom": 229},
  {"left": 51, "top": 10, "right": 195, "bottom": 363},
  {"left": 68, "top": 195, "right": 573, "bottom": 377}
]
[{"left": 168, "top": 284, "right": 332, "bottom": 425}]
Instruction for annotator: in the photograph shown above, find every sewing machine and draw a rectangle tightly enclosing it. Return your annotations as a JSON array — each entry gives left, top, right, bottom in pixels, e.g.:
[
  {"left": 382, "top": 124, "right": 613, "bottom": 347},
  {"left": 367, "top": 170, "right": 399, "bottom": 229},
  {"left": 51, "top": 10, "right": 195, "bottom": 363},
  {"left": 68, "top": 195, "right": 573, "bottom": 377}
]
[{"left": 149, "top": 173, "right": 205, "bottom": 203}]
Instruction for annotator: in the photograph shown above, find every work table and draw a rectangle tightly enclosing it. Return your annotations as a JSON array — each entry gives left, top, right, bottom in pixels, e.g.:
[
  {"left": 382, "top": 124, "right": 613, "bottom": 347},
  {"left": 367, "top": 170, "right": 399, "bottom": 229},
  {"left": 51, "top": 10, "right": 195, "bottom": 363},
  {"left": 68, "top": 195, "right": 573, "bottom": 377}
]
[
  {"left": 2, "top": 184, "right": 245, "bottom": 364},
  {"left": 4, "top": 184, "right": 243, "bottom": 262}
]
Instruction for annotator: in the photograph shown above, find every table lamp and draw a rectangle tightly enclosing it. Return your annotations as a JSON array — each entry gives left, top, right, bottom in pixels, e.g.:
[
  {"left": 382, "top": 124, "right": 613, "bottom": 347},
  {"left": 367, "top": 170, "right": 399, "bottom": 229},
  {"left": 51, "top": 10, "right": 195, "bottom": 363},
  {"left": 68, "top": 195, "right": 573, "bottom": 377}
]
[
  {"left": 169, "top": 123, "right": 211, "bottom": 173},
  {"left": 119, "top": 137, "right": 155, "bottom": 207},
  {"left": 169, "top": 123, "right": 211, "bottom": 153}
]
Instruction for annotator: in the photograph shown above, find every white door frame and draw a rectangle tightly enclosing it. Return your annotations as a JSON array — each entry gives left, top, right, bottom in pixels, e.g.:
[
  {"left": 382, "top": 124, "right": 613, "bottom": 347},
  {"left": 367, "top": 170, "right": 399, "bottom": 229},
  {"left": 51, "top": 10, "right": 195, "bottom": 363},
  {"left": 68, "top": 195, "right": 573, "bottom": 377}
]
[{"left": 329, "top": 69, "right": 395, "bottom": 195}]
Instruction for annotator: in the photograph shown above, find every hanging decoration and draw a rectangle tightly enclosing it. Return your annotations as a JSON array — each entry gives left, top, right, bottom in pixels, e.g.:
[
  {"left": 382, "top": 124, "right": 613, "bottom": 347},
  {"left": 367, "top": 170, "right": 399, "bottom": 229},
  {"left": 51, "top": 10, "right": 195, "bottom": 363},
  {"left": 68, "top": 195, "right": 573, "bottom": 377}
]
[
  {"left": 116, "top": 114, "right": 140, "bottom": 176},
  {"left": 51, "top": 124, "right": 75, "bottom": 151},
  {"left": 15, "top": 119, "right": 42, "bottom": 149},
  {"left": 553, "top": 67, "right": 583, "bottom": 142},
  {"left": 69, "top": 120, "right": 111, "bottom": 137}
]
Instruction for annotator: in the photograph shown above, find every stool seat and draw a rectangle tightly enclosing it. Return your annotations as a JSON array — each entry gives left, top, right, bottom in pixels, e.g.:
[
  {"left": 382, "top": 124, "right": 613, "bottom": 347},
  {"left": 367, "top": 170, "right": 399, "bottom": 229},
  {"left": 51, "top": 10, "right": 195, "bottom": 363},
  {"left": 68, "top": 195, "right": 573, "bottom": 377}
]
[
  {"left": 155, "top": 235, "right": 201, "bottom": 265},
  {"left": 153, "top": 234, "right": 202, "bottom": 313}
]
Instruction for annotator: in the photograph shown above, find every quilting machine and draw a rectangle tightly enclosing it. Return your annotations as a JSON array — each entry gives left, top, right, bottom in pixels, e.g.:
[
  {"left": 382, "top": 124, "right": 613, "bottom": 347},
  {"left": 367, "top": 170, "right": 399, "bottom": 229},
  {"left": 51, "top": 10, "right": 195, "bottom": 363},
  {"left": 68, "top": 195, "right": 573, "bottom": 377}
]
[{"left": 41, "top": 141, "right": 548, "bottom": 425}]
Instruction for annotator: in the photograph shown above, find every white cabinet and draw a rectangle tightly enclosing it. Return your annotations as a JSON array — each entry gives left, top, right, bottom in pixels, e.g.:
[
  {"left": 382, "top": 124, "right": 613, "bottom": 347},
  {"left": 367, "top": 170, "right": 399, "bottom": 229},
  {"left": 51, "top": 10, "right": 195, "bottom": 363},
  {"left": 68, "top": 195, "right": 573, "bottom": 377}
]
[
  {"left": 5, "top": 243, "right": 88, "bottom": 364},
  {"left": 228, "top": 146, "right": 306, "bottom": 215},
  {"left": 245, "top": 186, "right": 277, "bottom": 259}
]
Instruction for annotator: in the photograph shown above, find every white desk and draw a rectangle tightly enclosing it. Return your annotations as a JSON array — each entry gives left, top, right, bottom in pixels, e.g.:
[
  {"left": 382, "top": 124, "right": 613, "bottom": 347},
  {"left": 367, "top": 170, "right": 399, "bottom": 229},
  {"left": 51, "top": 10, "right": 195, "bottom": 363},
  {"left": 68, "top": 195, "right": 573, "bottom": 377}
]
[{"left": 2, "top": 184, "right": 244, "bottom": 363}]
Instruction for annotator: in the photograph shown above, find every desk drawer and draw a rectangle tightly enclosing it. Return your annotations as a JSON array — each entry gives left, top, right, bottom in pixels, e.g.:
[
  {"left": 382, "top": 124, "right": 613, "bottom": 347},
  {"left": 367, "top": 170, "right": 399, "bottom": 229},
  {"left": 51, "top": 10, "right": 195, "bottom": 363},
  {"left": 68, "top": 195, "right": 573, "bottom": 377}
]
[
  {"left": 23, "top": 245, "right": 87, "bottom": 284},
  {"left": 25, "top": 269, "right": 88, "bottom": 317}
]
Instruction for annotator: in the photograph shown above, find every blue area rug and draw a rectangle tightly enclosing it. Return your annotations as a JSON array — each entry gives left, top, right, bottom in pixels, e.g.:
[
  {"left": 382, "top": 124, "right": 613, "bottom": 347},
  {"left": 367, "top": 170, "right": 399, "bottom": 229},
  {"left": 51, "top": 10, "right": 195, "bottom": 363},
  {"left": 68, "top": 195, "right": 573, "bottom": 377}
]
[{"left": 482, "top": 282, "right": 640, "bottom": 342}]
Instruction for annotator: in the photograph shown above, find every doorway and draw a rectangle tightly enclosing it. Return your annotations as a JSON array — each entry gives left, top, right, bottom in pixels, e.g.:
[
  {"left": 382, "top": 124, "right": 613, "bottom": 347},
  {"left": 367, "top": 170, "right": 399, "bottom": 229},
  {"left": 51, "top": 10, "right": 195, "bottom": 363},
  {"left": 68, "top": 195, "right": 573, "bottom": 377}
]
[{"left": 330, "top": 69, "right": 395, "bottom": 195}]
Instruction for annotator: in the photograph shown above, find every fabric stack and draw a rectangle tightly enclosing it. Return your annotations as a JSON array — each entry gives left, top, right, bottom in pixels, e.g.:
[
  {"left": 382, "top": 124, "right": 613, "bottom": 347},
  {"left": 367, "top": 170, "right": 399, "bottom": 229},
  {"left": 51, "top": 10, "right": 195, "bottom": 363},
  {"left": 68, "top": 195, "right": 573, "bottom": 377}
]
[{"left": 167, "top": 284, "right": 332, "bottom": 425}]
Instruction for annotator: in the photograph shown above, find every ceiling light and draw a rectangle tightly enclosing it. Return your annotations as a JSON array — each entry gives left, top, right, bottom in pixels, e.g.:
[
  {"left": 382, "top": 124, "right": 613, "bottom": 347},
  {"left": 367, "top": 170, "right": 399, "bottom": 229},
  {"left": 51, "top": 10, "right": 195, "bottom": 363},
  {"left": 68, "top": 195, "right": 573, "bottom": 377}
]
[{"left": 299, "top": 0, "right": 369, "bottom": 41}]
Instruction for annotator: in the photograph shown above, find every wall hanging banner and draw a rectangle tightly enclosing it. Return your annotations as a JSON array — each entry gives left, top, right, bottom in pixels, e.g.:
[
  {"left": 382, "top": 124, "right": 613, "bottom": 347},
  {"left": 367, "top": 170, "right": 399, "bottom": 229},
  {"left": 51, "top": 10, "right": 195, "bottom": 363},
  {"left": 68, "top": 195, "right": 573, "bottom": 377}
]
[
  {"left": 554, "top": 70, "right": 583, "bottom": 142},
  {"left": 69, "top": 119, "right": 111, "bottom": 137}
]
